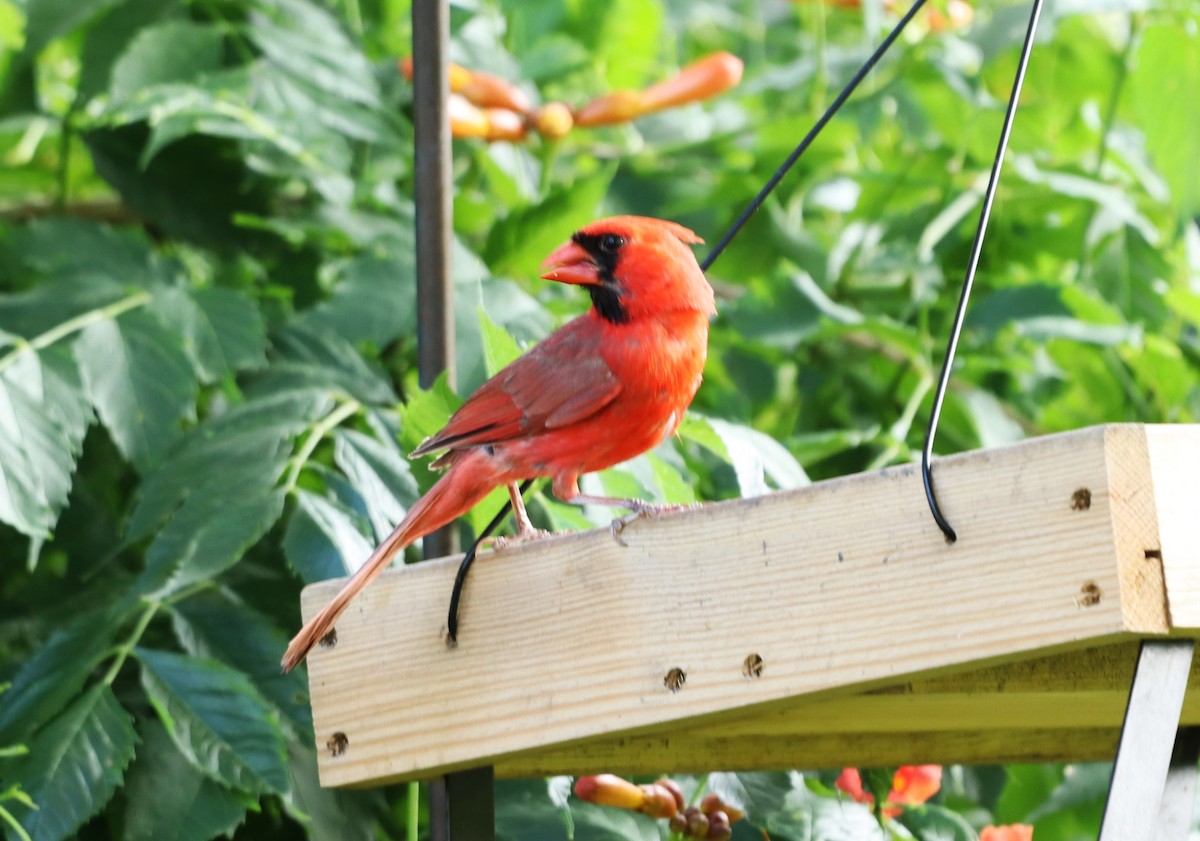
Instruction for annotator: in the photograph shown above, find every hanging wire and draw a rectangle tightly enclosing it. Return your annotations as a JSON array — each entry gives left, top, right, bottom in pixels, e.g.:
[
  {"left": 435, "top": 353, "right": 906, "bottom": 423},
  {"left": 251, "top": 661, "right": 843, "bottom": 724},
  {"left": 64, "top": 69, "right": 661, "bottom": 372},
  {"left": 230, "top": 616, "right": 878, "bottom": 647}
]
[
  {"left": 701, "top": 0, "right": 930, "bottom": 273},
  {"left": 920, "top": 0, "right": 1045, "bottom": 543},
  {"left": 447, "top": 0, "right": 936, "bottom": 637}
]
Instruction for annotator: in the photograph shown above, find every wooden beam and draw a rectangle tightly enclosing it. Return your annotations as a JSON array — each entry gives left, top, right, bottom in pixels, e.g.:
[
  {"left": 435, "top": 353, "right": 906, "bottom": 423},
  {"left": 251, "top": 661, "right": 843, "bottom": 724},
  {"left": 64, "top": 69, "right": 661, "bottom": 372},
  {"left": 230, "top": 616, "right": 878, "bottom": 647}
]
[{"left": 299, "top": 424, "right": 1198, "bottom": 787}]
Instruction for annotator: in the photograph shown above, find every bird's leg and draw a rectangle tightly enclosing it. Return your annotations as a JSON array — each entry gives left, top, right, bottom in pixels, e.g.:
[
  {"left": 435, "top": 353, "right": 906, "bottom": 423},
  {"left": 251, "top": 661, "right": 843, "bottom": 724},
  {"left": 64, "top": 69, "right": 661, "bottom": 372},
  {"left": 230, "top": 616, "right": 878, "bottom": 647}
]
[
  {"left": 553, "top": 476, "right": 697, "bottom": 546},
  {"left": 486, "top": 483, "right": 551, "bottom": 549}
]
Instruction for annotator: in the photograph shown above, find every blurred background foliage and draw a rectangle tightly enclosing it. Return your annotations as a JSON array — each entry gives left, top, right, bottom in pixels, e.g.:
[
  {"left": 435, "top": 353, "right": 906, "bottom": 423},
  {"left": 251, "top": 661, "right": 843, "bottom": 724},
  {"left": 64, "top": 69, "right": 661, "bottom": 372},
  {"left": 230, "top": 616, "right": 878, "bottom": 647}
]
[{"left": 0, "top": 0, "right": 1197, "bottom": 838}]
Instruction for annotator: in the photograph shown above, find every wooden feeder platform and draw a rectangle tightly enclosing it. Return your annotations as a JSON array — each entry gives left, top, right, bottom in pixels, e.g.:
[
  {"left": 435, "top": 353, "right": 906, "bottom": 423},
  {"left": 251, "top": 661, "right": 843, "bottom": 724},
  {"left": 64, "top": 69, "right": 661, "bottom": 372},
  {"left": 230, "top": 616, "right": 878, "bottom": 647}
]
[{"left": 299, "top": 423, "right": 1200, "bottom": 836}]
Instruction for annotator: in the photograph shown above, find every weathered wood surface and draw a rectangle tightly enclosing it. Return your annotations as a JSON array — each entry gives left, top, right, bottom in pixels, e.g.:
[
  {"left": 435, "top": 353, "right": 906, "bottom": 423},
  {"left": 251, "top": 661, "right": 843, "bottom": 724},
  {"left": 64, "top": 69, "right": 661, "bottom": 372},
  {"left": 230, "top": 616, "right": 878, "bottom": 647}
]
[{"left": 298, "top": 424, "right": 1198, "bottom": 787}]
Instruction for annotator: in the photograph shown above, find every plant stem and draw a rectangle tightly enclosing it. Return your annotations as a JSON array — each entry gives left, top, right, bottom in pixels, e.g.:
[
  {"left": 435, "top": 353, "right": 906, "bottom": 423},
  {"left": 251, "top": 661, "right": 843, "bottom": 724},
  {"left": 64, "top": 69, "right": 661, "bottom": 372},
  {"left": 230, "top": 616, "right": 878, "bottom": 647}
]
[
  {"left": 1092, "top": 13, "right": 1143, "bottom": 178},
  {"left": 102, "top": 599, "right": 160, "bottom": 687},
  {"left": 406, "top": 781, "right": 419, "bottom": 841},
  {"left": 0, "top": 291, "right": 152, "bottom": 375},
  {"left": 284, "top": 398, "right": 363, "bottom": 493}
]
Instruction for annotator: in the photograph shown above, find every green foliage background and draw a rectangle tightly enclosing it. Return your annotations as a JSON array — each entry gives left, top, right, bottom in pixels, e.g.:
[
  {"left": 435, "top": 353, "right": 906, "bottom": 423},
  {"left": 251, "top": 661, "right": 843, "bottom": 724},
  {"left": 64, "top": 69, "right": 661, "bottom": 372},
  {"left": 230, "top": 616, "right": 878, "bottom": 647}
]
[{"left": 0, "top": 0, "right": 1197, "bottom": 839}]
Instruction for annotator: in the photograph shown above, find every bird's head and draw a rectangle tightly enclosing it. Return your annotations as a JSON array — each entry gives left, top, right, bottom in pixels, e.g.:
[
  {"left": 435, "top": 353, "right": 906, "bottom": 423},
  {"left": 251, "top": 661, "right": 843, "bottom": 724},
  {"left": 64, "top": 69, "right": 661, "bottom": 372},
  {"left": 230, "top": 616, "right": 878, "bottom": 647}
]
[{"left": 540, "top": 216, "right": 716, "bottom": 324}]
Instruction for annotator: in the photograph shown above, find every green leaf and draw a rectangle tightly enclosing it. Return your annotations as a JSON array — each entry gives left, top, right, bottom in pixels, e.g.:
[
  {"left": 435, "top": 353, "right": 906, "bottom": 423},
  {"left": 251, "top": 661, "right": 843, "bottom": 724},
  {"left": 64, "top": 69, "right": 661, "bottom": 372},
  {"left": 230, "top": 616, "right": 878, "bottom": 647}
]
[
  {"left": 282, "top": 737, "right": 380, "bottom": 841},
  {"left": 136, "top": 648, "right": 289, "bottom": 795},
  {"left": 0, "top": 347, "right": 90, "bottom": 538},
  {"left": 397, "top": 372, "right": 462, "bottom": 456},
  {"left": 333, "top": 428, "right": 420, "bottom": 540},
  {"left": 265, "top": 325, "right": 395, "bottom": 406},
  {"left": 483, "top": 168, "right": 615, "bottom": 279},
  {"left": 74, "top": 309, "right": 198, "bottom": 474},
  {"left": 109, "top": 21, "right": 225, "bottom": 102},
  {"left": 121, "top": 719, "right": 248, "bottom": 841},
  {"left": 150, "top": 286, "right": 268, "bottom": 383},
  {"left": 282, "top": 490, "right": 374, "bottom": 584},
  {"left": 171, "top": 590, "right": 311, "bottom": 733},
  {"left": 5, "top": 684, "right": 136, "bottom": 841},
  {"left": 299, "top": 256, "right": 417, "bottom": 348},
  {"left": 24, "top": 0, "right": 121, "bottom": 55},
  {"left": 1128, "top": 24, "right": 1200, "bottom": 215},
  {"left": 477, "top": 306, "right": 523, "bottom": 378},
  {"left": 0, "top": 609, "right": 122, "bottom": 745}
]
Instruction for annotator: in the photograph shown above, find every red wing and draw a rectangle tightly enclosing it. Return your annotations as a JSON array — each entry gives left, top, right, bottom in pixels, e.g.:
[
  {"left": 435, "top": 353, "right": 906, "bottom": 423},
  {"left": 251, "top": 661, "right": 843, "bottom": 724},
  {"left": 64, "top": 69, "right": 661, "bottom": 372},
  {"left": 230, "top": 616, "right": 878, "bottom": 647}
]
[{"left": 410, "top": 320, "right": 622, "bottom": 460}]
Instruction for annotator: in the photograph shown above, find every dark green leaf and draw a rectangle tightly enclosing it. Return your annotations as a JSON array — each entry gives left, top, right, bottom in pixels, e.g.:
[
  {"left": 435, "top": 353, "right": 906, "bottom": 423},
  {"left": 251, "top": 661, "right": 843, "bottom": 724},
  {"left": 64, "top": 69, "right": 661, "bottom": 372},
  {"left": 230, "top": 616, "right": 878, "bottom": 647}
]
[
  {"left": 74, "top": 309, "right": 198, "bottom": 474},
  {"left": 121, "top": 719, "right": 248, "bottom": 841},
  {"left": 171, "top": 590, "right": 311, "bottom": 733},
  {"left": 136, "top": 648, "right": 289, "bottom": 795},
  {"left": 896, "top": 804, "right": 977, "bottom": 841},
  {"left": 298, "top": 256, "right": 416, "bottom": 348},
  {"left": 282, "top": 737, "right": 380, "bottom": 841},
  {"left": 333, "top": 428, "right": 419, "bottom": 540},
  {"left": 282, "top": 490, "right": 373, "bottom": 584},
  {"left": 24, "top": 0, "right": 121, "bottom": 55},
  {"left": 0, "top": 608, "right": 122, "bottom": 744},
  {"left": 5, "top": 684, "right": 136, "bottom": 841}
]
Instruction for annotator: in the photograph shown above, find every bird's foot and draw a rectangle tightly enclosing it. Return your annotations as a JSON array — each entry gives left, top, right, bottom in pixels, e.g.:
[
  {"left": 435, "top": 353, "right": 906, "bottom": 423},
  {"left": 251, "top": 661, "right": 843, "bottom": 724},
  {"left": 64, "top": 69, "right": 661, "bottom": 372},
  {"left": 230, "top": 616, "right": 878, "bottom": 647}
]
[
  {"left": 610, "top": 502, "right": 699, "bottom": 547},
  {"left": 487, "top": 527, "right": 553, "bottom": 551}
]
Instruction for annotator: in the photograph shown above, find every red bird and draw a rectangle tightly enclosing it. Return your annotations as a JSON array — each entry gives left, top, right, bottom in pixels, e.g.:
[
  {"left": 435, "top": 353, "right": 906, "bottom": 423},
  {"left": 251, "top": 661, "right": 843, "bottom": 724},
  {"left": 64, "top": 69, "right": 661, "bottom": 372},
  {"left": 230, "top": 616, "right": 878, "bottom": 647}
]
[{"left": 282, "top": 216, "right": 715, "bottom": 671}]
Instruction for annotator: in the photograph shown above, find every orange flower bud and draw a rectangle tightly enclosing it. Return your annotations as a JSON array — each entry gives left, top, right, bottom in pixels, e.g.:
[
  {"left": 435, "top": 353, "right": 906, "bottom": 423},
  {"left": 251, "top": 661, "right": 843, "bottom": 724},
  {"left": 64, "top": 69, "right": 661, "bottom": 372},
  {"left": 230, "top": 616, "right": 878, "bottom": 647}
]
[
  {"left": 640, "top": 52, "right": 744, "bottom": 113},
  {"left": 981, "top": 826, "right": 1034, "bottom": 841},
  {"left": 533, "top": 102, "right": 574, "bottom": 139},
  {"left": 483, "top": 108, "right": 526, "bottom": 142},
  {"left": 398, "top": 58, "right": 506, "bottom": 100},
  {"left": 448, "top": 94, "right": 490, "bottom": 138},
  {"left": 699, "top": 793, "right": 745, "bottom": 823},
  {"left": 639, "top": 782, "right": 679, "bottom": 819},
  {"left": 686, "top": 809, "right": 710, "bottom": 838},
  {"left": 656, "top": 778, "right": 685, "bottom": 812},
  {"left": 927, "top": 0, "right": 974, "bottom": 31},
  {"left": 573, "top": 90, "right": 647, "bottom": 127},
  {"left": 705, "top": 810, "right": 732, "bottom": 840},
  {"left": 398, "top": 56, "right": 413, "bottom": 80},
  {"left": 461, "top": 71, "right": 532, "bottom": 113},
  {"left": 574, "top": 774, "right": 645, "bottom": 811}
]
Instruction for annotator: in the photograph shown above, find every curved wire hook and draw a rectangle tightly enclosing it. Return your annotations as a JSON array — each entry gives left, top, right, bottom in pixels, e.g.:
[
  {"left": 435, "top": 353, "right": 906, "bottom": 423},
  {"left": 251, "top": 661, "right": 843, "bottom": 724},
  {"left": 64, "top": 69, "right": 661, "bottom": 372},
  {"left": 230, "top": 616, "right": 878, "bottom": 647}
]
[{"left": 921, "top": 0, "right": 1045, "bottom": 543}]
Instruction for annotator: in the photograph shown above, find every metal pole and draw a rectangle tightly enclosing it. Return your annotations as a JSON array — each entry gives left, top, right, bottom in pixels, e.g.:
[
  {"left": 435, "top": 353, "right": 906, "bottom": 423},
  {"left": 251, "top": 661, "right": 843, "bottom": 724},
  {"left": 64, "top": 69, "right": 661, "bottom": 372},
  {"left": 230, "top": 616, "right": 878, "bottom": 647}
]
[{"left": 412, "top": 0, "right": 457, "bottom": 561}]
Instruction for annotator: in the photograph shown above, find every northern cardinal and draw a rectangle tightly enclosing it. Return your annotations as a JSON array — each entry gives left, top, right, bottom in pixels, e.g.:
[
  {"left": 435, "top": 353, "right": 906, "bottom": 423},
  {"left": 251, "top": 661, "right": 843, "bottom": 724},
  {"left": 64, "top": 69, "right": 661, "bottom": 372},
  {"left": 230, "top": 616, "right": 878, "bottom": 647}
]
[{"left": 282, "top": 216, "right": 715, "bottom": 671}]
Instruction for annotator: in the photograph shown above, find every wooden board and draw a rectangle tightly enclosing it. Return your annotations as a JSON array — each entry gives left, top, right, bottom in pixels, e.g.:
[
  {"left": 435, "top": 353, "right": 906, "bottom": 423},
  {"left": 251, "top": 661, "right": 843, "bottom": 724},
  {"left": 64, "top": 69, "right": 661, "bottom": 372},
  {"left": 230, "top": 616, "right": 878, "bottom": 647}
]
[{"left": 298, "top": 424, "right": 1198, "bottom": 787}]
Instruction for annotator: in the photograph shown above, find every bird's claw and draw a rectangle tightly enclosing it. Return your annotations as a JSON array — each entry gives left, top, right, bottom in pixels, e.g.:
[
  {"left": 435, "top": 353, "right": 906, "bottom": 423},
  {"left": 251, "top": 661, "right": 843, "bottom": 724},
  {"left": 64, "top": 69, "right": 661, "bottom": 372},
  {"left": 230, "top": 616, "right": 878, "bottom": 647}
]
[
  {"left": 608, "top": 502, "right": 698, "bottom": 547},
  {"left": 488, "top": 527, "right": 552, "bottom": 551}
]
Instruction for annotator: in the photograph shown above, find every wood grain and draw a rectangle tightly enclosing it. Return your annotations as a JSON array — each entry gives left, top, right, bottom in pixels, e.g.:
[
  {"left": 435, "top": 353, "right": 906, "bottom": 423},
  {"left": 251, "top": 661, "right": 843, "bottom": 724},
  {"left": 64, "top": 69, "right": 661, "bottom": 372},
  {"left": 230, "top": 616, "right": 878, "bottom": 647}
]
[{"left": 298, "top": 424, "right": 1197, "bottom": 787}]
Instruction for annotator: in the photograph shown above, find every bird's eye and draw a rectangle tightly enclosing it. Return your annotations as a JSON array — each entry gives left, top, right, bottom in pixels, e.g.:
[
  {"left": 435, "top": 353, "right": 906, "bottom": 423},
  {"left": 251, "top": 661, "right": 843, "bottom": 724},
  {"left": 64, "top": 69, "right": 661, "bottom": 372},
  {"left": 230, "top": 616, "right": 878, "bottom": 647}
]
[{"left": 599, "top": 233, "right": 624, "bottom": 253}]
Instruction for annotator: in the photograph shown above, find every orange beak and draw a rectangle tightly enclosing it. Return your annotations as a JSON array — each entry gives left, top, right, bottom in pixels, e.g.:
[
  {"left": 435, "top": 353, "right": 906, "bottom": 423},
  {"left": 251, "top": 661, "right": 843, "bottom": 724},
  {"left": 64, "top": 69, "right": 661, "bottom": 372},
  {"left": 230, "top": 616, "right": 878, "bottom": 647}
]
[{"left": 540, "top": 240, "right": 600, "bottom": 286}]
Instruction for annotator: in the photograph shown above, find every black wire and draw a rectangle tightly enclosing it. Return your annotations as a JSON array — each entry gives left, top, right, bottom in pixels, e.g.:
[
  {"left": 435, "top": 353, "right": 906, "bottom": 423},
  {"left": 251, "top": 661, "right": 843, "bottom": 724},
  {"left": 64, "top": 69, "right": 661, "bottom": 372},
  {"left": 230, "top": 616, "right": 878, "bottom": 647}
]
[
  {"left": 446, "top": 479, "right": 533, "bottom": 644},
  {"left": 920, "top": 0, "right": 1045, "bottom": 543},
  {"left": 700, "top": 0, "right": 930, "bottom": 273}
]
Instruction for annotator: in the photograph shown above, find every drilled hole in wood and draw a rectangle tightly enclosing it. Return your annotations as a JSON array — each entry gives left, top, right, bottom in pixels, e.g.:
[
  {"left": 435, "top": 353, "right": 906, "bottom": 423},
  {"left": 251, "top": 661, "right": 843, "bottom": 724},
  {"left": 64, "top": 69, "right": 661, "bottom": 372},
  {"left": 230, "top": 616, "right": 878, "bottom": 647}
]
[
  {"left": 664, "top": 667, "right": 687, "bottom": 692},
  {"left": 1070, "top": 488, "right": 1092, "bottom": 511},
  {"left": 1145, "top": 548, "right": 1163, "bottom": 561},
  {"left": 1076, "top": 581, "right": 1102, "bottom": 608},
  {"left": 319, "top": 628, "right": 338, "bottom": 649},
  {"left": 327, "top": 731, "right": 349, "bottom": 757},
  {"left": 743, "top": 654, "right": 764, "bottom": 678}
]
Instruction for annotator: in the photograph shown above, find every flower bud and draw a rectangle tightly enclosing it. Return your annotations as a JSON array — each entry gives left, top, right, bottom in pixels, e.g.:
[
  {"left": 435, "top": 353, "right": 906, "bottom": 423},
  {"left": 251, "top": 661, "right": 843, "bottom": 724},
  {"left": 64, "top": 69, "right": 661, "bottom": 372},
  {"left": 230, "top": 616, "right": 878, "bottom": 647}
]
[
  {"left": 448, "top": 95, "right": 490, "bottom": 138},
  {"left": 656, "top": 778, "right": 686, "bottom": 812},
  {"left": 574, "top": 774, "right": 645, "bottom": 811},
  {"left": 533, "top": 102, "right": 574, "bottom": 139},
  {"left": 639, "top": 52, "right": 744, "bottom": 113},
  {"left": 638, "top": 782, "right": 679, "bottom": 819},
  {"left": 700, "top": 793, "right": 745, "bottom": 823},
  {"left": 573, "top": 90, "right": 646, "bottom": 127},
  {"left": 484, "top": 108, "right": 526, "bottom": 142}
]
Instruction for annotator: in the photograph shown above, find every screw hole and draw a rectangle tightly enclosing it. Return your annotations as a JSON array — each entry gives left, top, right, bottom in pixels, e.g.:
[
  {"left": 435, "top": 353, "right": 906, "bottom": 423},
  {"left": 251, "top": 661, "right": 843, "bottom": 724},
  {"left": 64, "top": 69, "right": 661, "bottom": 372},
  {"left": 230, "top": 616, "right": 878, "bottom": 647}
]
[
  {"left": 743, "top": 654, "right": 764, "bottom": 678},
  {"left": 1076, "top": 581, "right": 1102, "bottom": 607},
  {"left": 319, "top": 628, "right": 338, "bottom": 649},
  {"left": 663, "top": 667, "right": 686, "bottom": 693},
  {"left": 1071, "top": 488, "right": 1092, "bottom": 511},
  {"left": 327, "top": 731, "right": 349, "bottom": 757}
]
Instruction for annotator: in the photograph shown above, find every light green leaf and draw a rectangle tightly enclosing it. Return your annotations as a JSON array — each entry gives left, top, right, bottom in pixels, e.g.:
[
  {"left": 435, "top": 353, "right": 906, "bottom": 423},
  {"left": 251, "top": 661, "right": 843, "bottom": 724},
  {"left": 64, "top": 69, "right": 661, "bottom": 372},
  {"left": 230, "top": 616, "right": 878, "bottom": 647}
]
[
  {"left": 136, "top": 648, "right": 289, "bottom": 795},
  {"left": 705, "top": 417, "right": 809, "bottom": 497},
  {"left": 6, "top": 684, "right": 136, "bottom": 841},
  {"left": 121, "top": 720, "right": 248, "bottom": 841},
  {"left": 478, "top": 306, "right": 523, "bottom": 378},
  {"left": 0, "top": 348, "right": 89, "bottom": 538},
  {"left": 283, "top": 490, "right": 374, "bottom": 584},
  {"left": 73, "top": 309, "right": 198, "bottom": 474},
  {"left": 150, "top": 286, "right": 267, "bottom": 383},
  {"left": 109, "top": 21, "right": 225, "bottom": 102}
]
